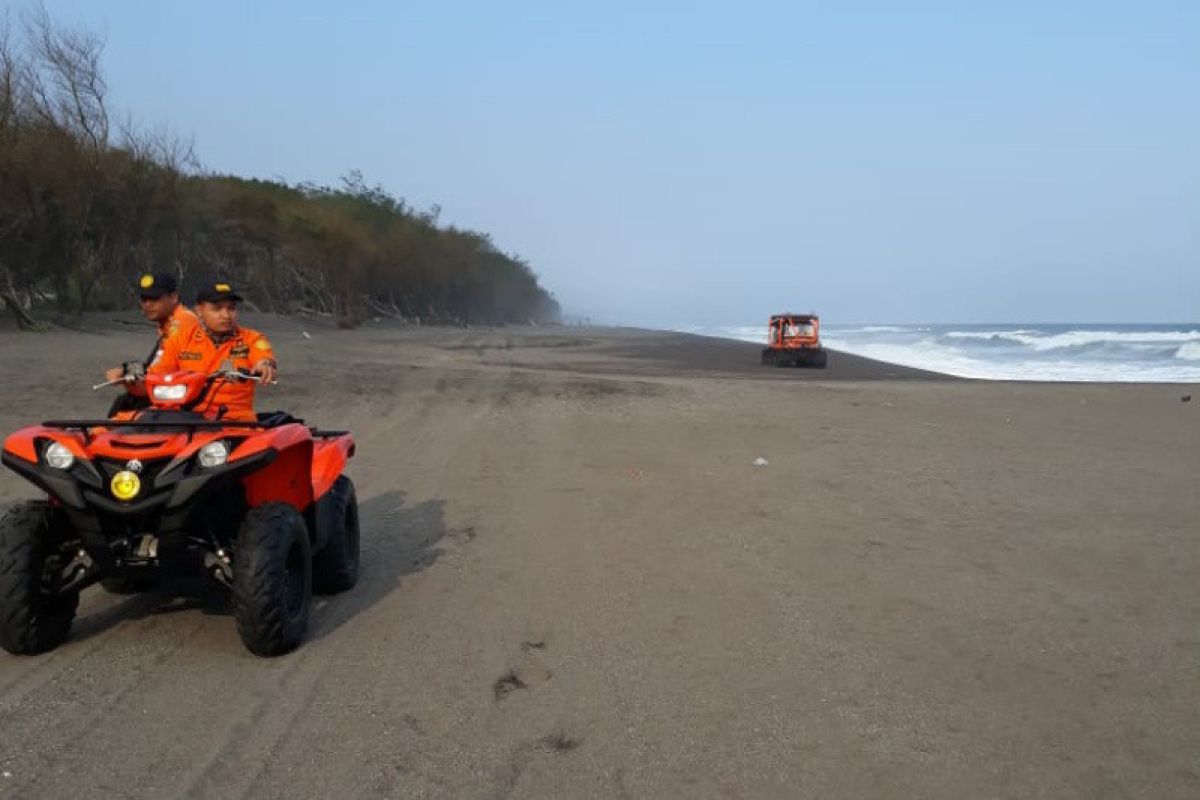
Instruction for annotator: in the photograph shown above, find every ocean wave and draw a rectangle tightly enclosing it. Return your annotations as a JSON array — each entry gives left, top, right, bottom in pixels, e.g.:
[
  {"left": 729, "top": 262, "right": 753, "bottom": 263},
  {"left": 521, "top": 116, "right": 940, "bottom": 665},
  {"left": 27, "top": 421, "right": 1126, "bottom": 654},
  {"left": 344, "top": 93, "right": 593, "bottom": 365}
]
[
  {"left": 943, "top": 329, "right": 1043, "bottom": 340},
  {"left": 830, "top": 325, "right": 910, "bottom": 334},
  {"left": 1176, "top": 341, "right": 1200, "bottom": 361},
  {"left": 678, "top": 323, "right": 1200, "bottom": 382},
  {"left": 943, "top": 329, "right": 1200, "bottom": 352},
  {"left": 819, "top": 336, "right": 1200, "bottom": 381}
]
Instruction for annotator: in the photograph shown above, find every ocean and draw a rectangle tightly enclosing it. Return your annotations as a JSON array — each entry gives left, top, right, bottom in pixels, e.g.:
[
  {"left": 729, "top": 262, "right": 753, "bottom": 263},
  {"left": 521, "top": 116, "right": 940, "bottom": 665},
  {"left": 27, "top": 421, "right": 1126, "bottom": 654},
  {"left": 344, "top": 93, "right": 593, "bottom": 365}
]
[{"left": 677, "top": 323, "right": 1200, "bottom": 383}]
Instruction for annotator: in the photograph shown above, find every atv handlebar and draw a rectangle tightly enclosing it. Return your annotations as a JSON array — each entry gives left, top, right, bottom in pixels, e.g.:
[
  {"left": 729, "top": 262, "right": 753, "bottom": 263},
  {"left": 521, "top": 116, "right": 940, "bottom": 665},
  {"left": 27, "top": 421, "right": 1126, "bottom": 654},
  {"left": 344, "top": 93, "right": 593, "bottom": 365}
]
[
  {"left": 208, "top": 368, "right": 277, "bottom": 386},
  {"left": 92, "top": 361, "right": 147, "bottom": 391},
  {"left": 94, "top": 368, "right": 273, "bottom": 389}
]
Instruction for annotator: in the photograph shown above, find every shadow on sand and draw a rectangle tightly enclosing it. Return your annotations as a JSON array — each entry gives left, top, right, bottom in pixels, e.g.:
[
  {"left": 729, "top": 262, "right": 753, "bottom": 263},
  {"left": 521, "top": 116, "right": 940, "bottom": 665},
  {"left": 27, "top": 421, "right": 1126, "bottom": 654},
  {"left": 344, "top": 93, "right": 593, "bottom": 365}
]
[
  {"left": 65, "top": 489, "right": 447, "bottom": 649},
  {"left": 306, "top": 489, "right": 447, "bottom": 644}
]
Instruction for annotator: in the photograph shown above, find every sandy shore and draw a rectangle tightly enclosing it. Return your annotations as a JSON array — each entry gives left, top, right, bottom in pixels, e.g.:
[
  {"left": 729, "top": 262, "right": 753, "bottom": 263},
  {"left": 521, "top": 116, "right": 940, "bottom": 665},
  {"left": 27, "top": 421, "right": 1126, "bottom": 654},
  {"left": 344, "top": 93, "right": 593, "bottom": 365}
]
[{"left": 0, "top": 317, "right": 1197, "bottom": 798}]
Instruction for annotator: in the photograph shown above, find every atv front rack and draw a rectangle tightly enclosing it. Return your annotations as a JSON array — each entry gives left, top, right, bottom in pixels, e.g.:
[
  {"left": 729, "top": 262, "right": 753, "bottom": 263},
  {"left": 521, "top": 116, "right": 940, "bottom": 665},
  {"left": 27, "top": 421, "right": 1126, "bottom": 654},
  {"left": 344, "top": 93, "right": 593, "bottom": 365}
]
[
  {"left": 42, "top": 420, "right": 349, "bottom": 437},
  {"left": 43, "top": 420, "right": 264, "bottom": 429}
]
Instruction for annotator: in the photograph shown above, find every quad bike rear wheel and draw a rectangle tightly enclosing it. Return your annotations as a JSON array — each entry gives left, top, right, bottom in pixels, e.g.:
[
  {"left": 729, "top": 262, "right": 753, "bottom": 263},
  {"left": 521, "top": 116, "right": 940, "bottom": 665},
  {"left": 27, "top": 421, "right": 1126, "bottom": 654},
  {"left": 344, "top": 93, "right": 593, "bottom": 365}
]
[
  {"left": 0, "top": 501, "right": 79, "bottom": 655},
  {"left": 313, "top": 475, "right": 360, "bottom": 595},
  {"left": 232, "top": 502, "right": 312, "bottom": 656}
]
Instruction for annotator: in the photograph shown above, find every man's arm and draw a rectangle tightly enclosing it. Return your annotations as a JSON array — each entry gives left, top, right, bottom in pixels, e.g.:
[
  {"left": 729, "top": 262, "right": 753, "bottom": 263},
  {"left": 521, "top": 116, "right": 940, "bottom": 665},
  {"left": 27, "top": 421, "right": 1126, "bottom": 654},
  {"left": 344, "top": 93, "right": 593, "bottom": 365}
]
[
  {"left": 249, "top": 334, "right": 277, "bottom": 385},
  {"left": 147, "top": 330, "right": 183, "bottom": 376}
]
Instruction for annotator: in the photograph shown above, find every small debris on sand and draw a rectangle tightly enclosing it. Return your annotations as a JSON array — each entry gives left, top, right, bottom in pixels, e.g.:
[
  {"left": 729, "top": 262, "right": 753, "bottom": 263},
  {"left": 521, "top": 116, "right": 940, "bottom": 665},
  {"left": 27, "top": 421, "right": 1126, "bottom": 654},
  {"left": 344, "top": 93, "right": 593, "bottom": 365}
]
[{"left": 540, "top": 732, "right": 581, "bottom": 753}]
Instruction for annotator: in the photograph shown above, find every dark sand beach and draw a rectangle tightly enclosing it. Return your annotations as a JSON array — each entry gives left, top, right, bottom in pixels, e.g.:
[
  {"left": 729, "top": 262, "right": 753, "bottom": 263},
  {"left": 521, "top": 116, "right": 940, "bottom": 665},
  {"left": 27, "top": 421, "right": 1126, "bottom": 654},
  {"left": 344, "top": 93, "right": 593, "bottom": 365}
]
[{"left": 0, "top": 317, "right": 1197, "bottom": 798}]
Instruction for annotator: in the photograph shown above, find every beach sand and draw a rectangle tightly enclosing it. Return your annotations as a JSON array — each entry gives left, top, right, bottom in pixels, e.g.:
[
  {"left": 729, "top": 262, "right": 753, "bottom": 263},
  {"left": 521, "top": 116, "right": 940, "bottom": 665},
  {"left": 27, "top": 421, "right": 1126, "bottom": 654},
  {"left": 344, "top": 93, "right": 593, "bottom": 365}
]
[{"left": 0, "top": 317, "right": 1197, "bottom": 798}]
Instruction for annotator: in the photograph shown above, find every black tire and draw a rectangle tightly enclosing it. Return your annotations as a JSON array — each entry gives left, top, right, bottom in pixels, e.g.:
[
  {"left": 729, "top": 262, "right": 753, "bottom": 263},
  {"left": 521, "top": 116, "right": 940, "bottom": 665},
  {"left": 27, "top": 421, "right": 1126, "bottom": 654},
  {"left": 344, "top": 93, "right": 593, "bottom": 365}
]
[
  {"left": 232, "top": 502, "right": 312, "bottom": 656},
  {"left": 312, "top": 475, "right": 360, "bottom": 595},
  {"left": 0, "top": 501, "right": 79, "bottom": 655},
  {"left": 815, "top": 350, "right": 828, "bottom": 369}
]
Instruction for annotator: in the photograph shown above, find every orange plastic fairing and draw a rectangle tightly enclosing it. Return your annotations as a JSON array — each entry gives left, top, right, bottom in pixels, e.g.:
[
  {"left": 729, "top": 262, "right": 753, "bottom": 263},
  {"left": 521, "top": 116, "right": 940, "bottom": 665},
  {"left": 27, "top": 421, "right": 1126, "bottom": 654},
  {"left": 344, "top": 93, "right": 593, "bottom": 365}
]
[{"left": 312, "top": 434, "right": 355, "bottom": 501}]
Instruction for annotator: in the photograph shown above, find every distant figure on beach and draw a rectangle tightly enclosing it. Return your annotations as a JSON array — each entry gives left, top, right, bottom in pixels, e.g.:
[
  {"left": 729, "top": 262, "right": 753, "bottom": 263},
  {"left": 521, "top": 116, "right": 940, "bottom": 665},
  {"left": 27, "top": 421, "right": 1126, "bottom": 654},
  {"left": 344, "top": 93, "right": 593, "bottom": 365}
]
[{"left": 104, "top": 271, "right": 198, "bottom": 418}]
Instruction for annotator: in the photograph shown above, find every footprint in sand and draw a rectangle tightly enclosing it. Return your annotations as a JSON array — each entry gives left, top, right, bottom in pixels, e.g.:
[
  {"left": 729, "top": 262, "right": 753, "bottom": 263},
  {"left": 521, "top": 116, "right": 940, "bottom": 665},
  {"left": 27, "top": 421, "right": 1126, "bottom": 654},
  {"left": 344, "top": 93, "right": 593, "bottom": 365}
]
[{"left": 492, "top": 640, "right": 553, "bottom": 701}]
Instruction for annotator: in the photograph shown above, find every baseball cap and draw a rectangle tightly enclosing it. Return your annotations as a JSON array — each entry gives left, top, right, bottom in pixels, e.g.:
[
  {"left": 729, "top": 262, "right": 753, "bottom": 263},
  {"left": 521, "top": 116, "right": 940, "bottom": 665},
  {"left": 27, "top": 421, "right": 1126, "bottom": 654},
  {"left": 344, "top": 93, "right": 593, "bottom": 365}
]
[
  {"left": 195, "top": 281, "right": 244, "bottom": 304},
  {"left": 136, "top": 272, "right": 178, "bottom": 298}
]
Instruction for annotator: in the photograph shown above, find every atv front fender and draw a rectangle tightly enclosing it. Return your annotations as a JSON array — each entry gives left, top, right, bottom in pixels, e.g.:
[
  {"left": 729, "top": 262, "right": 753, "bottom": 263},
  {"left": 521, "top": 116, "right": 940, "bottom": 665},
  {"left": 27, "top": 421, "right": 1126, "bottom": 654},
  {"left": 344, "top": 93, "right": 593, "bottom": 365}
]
[
  {"left": 312, "top": 433, "right": 355, "bottom": 503},
  {"left": 239, "top": 423, "right": 315, "bottom": 513}
]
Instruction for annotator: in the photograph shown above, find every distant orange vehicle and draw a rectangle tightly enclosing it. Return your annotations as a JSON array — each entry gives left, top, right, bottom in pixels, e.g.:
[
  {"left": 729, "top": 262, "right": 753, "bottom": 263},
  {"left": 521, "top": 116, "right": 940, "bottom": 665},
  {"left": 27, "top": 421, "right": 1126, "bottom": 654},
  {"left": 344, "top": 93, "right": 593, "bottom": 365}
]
[{"left": 761, "top": 313, "right": 828, "bottom": 368}]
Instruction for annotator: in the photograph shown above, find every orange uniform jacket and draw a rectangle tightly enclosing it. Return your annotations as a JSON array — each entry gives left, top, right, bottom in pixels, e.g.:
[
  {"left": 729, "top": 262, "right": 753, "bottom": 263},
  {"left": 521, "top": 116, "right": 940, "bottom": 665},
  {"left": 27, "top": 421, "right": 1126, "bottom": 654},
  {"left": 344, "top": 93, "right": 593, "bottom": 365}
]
[
  {"left": 149, "top": 304, "right": 200, "bottom": 368},
  {"left": 149, "top": 325, "right": 277, "bottom": 422},
  {"left": 121, "top": 304, "right": 199, "bottom": 405}
]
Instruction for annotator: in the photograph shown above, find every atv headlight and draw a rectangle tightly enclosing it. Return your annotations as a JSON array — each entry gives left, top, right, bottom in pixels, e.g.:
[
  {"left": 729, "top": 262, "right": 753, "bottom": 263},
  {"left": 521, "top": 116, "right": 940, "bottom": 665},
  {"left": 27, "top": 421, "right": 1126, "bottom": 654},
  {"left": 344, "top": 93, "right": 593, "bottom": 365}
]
[
  {"left": 152, "top": 383, "right": 188, "bottom": 401},
  {"left": 198, "top": 440, "right": 229, "bottom": 468},
  {"left": 44, "top": 441, "right": 75, "bottom": 470}
]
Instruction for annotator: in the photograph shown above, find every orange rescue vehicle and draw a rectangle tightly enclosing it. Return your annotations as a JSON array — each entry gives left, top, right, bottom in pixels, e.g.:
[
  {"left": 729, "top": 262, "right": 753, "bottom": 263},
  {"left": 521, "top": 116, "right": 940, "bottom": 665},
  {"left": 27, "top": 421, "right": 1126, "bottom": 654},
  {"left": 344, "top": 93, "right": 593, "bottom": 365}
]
[{"left": 761, "top": 313, "right": 828, "bottom": 368}]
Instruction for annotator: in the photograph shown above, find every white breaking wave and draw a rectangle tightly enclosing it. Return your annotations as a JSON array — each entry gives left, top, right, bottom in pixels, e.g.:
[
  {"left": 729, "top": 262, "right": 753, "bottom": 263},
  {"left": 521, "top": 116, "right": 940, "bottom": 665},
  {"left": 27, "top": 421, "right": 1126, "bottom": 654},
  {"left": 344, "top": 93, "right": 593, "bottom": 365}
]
[
  {"left": 1176, "top": 341, "right": 1200, "bottom": 361},
  {"left": 837, "top": 325, "right": 910, "bottom": 334},
  {"left": 677, "top": 323, "right": 1200, "bottom": 383},
  {"left": 944, "top": 328, "right": 1200, "bottom": 352}
]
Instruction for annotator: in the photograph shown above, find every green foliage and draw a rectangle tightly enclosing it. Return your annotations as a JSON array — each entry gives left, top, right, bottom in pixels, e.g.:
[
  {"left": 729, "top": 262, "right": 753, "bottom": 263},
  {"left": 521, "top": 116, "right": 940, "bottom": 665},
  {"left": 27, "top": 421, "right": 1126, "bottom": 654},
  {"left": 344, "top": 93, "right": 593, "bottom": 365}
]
[{"left": 0, "top": 9, "right": 558, "bottom": 327}]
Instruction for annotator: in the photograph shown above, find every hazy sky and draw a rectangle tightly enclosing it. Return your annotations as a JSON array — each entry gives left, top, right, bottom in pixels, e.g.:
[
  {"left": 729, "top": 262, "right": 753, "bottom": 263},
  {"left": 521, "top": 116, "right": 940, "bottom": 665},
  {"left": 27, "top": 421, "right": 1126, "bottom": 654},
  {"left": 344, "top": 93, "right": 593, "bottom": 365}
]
[{"left": 38, "top": 0, "right": 1200, "bottom": 325}]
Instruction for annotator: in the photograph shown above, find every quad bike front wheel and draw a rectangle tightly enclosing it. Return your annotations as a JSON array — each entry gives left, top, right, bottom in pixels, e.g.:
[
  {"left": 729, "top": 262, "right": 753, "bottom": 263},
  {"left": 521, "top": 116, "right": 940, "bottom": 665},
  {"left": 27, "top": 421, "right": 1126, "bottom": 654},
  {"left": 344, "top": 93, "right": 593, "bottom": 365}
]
[
  {"left": 232, "top": 502, "right": 312, "bottom": 656},
  {"left": 313, "top": 475, "right": 360, "bottom": 595},
  {"left": 0, "top": 501, "right": 79, "bottom": 655}
]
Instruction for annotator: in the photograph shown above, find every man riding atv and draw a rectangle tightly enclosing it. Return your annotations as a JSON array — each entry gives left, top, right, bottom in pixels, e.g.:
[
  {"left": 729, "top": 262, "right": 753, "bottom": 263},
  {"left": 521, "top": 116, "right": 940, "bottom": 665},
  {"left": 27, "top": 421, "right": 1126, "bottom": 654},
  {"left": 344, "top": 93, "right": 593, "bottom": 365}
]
[
  {"left": 104, "top": 271, "right": 198, "bottom": 418},
  {"left": 0, "top": 280, "right": 358, "bottom": 657},
  {"left": 149, "top": 282, "right": 277, "bottom": 421}
]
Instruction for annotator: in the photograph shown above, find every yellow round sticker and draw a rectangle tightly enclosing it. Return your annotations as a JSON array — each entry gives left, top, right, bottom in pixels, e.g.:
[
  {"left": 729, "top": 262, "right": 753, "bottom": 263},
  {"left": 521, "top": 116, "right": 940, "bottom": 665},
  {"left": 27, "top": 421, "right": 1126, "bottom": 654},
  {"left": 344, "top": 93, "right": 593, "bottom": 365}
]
[
  {"left": 111, "top": 470, "right": 141, "bottom": 500},
  {"left": 139, "top": 274, "right": 154, "bottom": 289},
  {"left": 255, "top": 339, "right": 271, "bottom": 350}
]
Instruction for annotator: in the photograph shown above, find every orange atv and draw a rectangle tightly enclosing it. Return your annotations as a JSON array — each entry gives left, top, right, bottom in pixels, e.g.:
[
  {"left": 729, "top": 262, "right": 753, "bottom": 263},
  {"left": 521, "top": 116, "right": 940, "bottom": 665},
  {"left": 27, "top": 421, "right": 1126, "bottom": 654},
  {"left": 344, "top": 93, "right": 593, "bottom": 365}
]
[
  {"left": 761, "top": 313, "right": 828, "bottom": 368},
  {"left": 0, "top": 368, "right": 358, "bottom": 657}
]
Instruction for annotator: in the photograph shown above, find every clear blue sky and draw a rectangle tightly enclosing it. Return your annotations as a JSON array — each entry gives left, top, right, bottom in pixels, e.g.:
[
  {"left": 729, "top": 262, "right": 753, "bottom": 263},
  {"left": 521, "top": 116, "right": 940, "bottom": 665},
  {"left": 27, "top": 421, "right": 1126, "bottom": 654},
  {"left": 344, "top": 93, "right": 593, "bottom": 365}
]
[{"left": 39, "top": 0, "right": 1200, "bottom": 324}]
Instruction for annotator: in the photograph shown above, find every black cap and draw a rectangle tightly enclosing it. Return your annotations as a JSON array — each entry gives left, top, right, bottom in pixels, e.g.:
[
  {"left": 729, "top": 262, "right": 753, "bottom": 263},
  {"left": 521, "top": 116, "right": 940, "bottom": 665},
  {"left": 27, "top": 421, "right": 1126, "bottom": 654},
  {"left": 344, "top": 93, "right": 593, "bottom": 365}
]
[
  {"left": 136, "top": 272, "right": 178, "bottom": 298},
  {"left": 195, "top": 281, "right": 244, "bottom": 304}
]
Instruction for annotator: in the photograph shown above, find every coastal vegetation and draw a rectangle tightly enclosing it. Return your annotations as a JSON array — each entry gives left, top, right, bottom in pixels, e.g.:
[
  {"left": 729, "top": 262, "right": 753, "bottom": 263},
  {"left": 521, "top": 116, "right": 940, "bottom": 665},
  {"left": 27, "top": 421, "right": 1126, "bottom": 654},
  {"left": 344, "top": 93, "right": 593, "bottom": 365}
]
[{"left": 0, "top": 7, "right": 559, "bottom": 329}]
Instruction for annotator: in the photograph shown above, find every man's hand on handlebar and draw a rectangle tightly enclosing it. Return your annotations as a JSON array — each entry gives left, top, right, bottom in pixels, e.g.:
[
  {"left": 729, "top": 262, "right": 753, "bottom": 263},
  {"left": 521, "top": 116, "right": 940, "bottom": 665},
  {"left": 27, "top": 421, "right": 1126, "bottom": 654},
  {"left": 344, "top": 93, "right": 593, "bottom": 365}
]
[
  {"left": 252, "top": 360, "right": 277, "bottom": 386},
  {"left": 96, "top": 361, "right": 147, "bottom": 390},
  {"left": 206, "top": 365, "right": 276, "bottom": 385}
]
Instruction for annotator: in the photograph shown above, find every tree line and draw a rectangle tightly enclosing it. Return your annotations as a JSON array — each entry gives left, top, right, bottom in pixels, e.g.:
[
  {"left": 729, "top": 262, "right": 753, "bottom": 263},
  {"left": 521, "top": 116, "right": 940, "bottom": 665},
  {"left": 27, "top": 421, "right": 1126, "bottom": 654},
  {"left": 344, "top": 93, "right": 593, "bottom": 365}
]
[{"left": 0, "top": 7, "right": 560, "bottom": 329}]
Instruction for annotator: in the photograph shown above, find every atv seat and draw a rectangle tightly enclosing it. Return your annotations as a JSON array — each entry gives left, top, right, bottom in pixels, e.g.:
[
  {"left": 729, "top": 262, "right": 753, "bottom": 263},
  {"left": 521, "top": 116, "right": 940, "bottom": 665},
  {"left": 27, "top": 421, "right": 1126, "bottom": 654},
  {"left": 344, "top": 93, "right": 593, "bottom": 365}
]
[
  {"left": 256, "top": 410, "right": 305, "bottom": 428},
  {"left": 106, "top": 393, "right": 151, "bottom": 419}
]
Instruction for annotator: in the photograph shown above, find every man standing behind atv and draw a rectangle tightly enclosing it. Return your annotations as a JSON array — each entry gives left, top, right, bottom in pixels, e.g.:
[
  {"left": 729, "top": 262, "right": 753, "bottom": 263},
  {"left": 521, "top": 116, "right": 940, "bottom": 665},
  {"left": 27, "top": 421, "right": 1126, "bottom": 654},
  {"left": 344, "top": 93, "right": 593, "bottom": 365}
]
[
  {"left": 105, "top": 271, "right": 198, "bottom": 418},
  {"left": 148, "top": 281, "right": 277, "bottom": 421}
]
